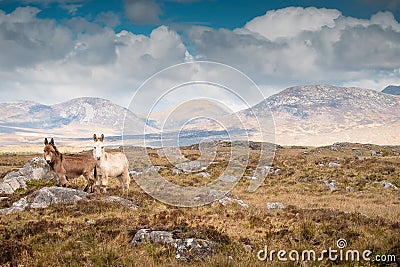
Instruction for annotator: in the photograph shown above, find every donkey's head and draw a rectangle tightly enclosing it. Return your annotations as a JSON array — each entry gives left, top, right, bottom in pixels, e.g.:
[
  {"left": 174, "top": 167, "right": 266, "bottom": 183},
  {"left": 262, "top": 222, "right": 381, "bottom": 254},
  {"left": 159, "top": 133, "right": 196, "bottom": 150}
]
[
  {"left": 44, "top": 138, "right": 57, "bottom": 164},
  {"left": 93, "top": 134, "right": 105, "bottom": 160}
]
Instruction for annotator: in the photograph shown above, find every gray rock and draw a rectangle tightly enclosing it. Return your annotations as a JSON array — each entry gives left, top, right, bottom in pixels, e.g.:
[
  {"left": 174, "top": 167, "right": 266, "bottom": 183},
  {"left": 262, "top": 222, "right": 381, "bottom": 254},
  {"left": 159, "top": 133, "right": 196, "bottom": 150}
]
[
  {"left": 259, "top": 166, "right": 271, "bottom": 176},
  {"left": 0, "top": 182, "right": 14, "bottom": 194},
  {"left": 0, "top": 157, "right": 53, "bottom": 194},
  {"left": 194, "top": 189, "right": 226, "bottom": 203},
  {"left": 175, "top": 161, "right": 207, "bottom": 173},
  {"left": 266, "top": 202, "right": 285, "bottom": 210},
  {"left": 0, "top": 186, "right": 88, "bottom": 214},
  {"left": 370, "top": 150, "right": 377, "bottom": 157},
  {"left": 244, "top": 176, "right": 258, "bottom": 181},
  {"left": 146, "top": 166, "right": 161, "bottom": 173},
  {"left": 328, "top": 162, "right": 341, "bottom": 168},
  {"left": 150, "top": 231, "right": 177, "bottom": 245},
  {"left": 131, "top": 229, "right": 151, "bottom": 247},
  {"left": 217, "top": 196, "right": 249, "bottom": 208},
  {"left": 131, "top": 229, "right": 218, "bottom": 262},
  {"left": 274, "top": 169, "right": 281, "bottom": 175},
  {"left": 171, "top": 168, "right": 183, "bottom": 175},
  {"left": 324, "top": 180, "right": 338, "bottom": 191},
  {"left": 129, "top": 170, "right": 142, "bottom": 176},
  {"left": 244, "top": 244, "right": 253, "bottom": 252},
  {"left": 381, "top": 181, "right": 398, "bottom": 190},
  {"left": 196, "top": 172, "right": 211, "bottom": 178},
  {"left": 346, "top": 186, "right": 355, "bottom": 192},
  {"left": 3, "top": 157, "right": 52, "bottom": 181},
  {"left": 104, "top": 196, "right": 138, "bottom": 210},
  {"left": 176, "top": 238, "right": 218, "bottom": 262}
]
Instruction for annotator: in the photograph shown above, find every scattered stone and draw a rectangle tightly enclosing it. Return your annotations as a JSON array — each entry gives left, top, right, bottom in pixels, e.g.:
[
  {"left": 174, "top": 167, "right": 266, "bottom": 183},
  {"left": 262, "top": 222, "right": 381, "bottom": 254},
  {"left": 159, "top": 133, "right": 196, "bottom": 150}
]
[
  {"left": 0, "top": 197, "right": 10, "bottom": 201},
  {"left": 331, "top": 146, "right": 338, "bottom": 152},
  {"left": 176, "top": 238, "right": 218, "bottom": 262},
  {"left": 345, "top": 186, "right": 355, "bottom": 192},
  {"left": 324, "top": 180, "right": 338, "bottom": 191},
  {"left": 217, "top": 195, "right": 249, "bottom": 208},
  {"left": 129, "top": 170, "right": 142, "bottom": 176},
  {"left": 244, "top": 244, "right": 253, "bottom": 252},
  {"left": 171, "top": 168, "right": 183, "bottom": 175},
  {"left": 86, "top": 219, "right": 96, "bottom": 224},
  {"left": 381, "top": 181, "right": 398, "bottom": 190},
  {"left": 370, "top": 150, "right": 377, "bottom": 157},
  {"left": 274, "top": 169, "right": 281, "bottom": 175},
  {"left": 244, "top": 176, "right": 258, "bottom": 181},
  {"left": 196, "top": 172, "right": 211, "bottom": 178},
  {"left": 0, "top": 186, "right": 88, "bottom": 214},
  {"left": 266, "top": 202, "right": 285, "bottom": 210},
  {"left": 0, "top": 157, "right": 54, "bottom": 194},
  {"left": 104, "top": 196, "right": 138, "bottom": 210},
  {"left": 194, "top": 189, "right": 226, "bottom": 203},
  {"left": 175, "top": 161, "right": 207, "bottom": 173},
  {"left": 259, "top": 166, "right": 271, "bottom": 176},
  {"left": 328, "top": 162, "right": 341, "bottom": 168},
  {"left": 146, "top": 166, "right": 161, "bottom": 173}
]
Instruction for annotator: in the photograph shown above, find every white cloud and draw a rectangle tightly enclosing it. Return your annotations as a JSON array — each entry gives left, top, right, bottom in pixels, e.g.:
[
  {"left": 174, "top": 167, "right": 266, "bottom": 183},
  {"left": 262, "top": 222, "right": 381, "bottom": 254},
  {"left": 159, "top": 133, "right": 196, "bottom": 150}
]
[
  {"left": 124, "top": 0, "right": 162, "bottom": 24},
  {"left": 244, "top": 7, "right": 341, "bottom": 41},
  {"left": 187, "top": 7, "right": 400, "bottom": 92},
  {"left": 0, "top": 6, "right": 400, "bottom": 111},
  {"left": 0, "top": 7, "right": 190, "bottom": 107}
]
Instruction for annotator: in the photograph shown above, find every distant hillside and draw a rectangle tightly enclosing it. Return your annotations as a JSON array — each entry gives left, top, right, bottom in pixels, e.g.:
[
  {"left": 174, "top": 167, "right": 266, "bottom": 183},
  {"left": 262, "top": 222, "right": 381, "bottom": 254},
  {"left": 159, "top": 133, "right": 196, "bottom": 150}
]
[
  {"left": 173, "top": 85, "right": 400, "bottom": 146},
  {"left": 0, "top": 97, "right": 153, "bottom": 147},
  {"left": 382, "top": 85, "right": 400, "bottom": 95},
  {"left": 247, "top": 85, "right": 400, "bottom": 145}
]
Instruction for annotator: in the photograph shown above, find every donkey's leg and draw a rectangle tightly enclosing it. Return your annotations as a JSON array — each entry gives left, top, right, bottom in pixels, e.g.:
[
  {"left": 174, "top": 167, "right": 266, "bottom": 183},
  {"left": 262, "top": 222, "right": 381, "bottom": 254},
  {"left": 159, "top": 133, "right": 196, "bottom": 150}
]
[
  {"left": 83, "top": 171, "right": 96, "bottom": 193},
  {"left": 58, "top": 173, "right": 68, "bottom": 187},
  {"left": 100, "top": 174, "right": 108, "bottom": 193},
  {"left": 116, "top": 170, "right": 130, "bottom": 193},
  {"left": 122, "top": 170, "right": 130, "bottom": 193}
]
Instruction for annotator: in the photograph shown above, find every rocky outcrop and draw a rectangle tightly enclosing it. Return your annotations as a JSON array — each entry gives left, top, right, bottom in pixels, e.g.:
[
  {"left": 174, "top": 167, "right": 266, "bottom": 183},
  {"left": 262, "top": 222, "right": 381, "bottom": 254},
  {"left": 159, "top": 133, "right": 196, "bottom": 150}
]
[
  {"left": 0, "top": 157, "right": 53, "bottom": 194},
  {"left": 0, "top": 186, "right": 88, "bottom": 214},
  {"left": 0, "top": 187, "right": 139, "bottom": 214},
  {"left": 131, "top": 229, "right": 218, "bottom": 262}
]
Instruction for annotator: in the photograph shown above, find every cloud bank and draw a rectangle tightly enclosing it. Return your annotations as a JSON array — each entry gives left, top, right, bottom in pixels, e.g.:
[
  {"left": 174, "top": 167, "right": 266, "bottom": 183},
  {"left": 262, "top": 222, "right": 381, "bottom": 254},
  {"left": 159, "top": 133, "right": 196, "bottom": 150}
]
[{"left": 0, "top": 6, "right": 399, "bottom": 110}]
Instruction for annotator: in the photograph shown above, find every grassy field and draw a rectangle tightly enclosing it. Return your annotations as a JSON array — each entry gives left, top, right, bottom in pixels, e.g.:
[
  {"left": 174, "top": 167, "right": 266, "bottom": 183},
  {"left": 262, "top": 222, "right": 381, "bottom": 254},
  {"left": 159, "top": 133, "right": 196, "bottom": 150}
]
[{"left": 0, "top": 142, "right": 399, "bottom": 266}]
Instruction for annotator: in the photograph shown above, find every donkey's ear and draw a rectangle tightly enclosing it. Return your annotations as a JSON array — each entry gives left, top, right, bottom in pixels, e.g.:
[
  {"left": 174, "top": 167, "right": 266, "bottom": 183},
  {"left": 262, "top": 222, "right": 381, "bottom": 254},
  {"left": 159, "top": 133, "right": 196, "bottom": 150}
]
[
  {"left": 93, "top": 134, "right": 98, "bottom": 142},
  {"left": 100, "top": 134, "right": 104, "bottom": 142},
  {"left": 50, "top": 138, "right": 55, "bottom": 146},
  {"left": 44, "top": 138, "right": 48, "bottom": 145}
]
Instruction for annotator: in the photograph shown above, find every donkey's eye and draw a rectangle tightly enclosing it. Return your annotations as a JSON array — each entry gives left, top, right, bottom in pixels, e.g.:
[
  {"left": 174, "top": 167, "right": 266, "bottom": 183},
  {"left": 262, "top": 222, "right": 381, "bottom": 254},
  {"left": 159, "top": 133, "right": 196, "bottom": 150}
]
[{"left": 101, "top": 146, "right": 104, "bottom": 149}]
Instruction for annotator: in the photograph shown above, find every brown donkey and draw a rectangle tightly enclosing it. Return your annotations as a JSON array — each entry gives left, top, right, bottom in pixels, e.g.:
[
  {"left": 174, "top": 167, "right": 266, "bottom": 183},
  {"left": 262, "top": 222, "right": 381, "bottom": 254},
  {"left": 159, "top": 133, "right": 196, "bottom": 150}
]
[{"left": 44, "top": 138, "right": 97, "bottom": 192}]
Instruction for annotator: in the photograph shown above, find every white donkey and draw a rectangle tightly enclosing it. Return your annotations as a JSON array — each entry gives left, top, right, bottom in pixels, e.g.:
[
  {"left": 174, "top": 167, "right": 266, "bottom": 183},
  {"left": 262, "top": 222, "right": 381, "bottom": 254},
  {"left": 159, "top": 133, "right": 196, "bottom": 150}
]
[{"left": 93, "top": 134, "right": 130, "bottom": 193}]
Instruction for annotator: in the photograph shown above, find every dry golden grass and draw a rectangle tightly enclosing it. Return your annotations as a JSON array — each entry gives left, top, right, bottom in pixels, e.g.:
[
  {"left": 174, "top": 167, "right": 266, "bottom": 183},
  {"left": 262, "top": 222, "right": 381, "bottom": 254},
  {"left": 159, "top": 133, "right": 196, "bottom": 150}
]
[{"left": 0, "top": 142, "right": 399, "bottom": 266}]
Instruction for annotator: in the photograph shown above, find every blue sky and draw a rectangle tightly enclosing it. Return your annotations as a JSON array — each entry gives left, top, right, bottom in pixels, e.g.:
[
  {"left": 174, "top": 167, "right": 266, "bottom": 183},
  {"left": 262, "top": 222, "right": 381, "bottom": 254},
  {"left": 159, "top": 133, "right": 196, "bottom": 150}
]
[{"left": 0, "top": 0, "right": 399, "bottom": 109}]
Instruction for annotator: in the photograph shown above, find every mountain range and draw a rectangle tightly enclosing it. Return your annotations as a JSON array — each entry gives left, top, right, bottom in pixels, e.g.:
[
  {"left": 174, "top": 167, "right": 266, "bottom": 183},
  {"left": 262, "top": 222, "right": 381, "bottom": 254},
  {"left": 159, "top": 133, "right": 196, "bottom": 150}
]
[{"left": 1, "top": 85, "right": 399, "bottom": 148}]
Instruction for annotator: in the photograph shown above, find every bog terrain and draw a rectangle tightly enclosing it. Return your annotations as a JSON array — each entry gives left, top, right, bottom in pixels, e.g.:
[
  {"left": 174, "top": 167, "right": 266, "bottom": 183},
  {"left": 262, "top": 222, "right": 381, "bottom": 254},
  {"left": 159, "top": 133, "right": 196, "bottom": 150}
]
[{"left": 0, "top": 141, "right": 399, "bottom": 266}]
